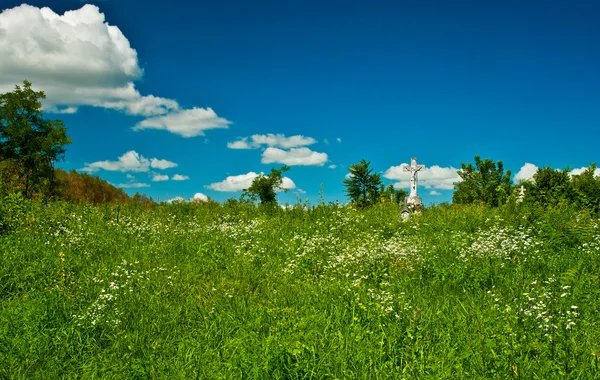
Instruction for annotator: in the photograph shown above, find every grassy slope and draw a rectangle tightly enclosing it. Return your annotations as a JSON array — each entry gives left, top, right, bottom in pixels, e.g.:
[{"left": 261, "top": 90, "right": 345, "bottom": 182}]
[{"left": 1, "top": 199, "right": 599, "bottom": 379}]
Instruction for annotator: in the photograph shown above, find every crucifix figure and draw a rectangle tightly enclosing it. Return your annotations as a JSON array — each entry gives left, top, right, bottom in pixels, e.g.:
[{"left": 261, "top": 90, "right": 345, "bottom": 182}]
[{"left": 403, "top": 157, "right": 425, "bottom": 208}]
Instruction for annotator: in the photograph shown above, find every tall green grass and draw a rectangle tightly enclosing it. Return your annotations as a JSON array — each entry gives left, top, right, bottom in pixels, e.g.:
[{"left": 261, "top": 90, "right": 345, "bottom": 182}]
[{"left": 1, "top": 197, "right": 599, "bottom": 378}]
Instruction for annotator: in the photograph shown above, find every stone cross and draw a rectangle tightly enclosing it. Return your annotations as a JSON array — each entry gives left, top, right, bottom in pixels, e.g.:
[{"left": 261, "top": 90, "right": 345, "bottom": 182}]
[{"left": 403, "top": 157, "right": 425, "bottom": 207}]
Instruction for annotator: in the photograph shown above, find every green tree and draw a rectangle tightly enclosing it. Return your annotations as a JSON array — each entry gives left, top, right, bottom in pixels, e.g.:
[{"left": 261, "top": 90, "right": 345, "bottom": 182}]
[
  {"left": 343, "top": 159, "right": 383, "bottom": 208},
  {"left": 530, "top": 166, "right": 574, "bottom": 208},
  {"left": 244, "top": 166, "right": 290, "bottom": 205},
  {"left": 452, "top": 155, "right": 512, "bottom": 207},
  {"left": 571, "top": 164, "right": 600, "bottom": 212},
  {"left": 381, "top": 183, "right": 408, "bottom": 204},
  {"left": 0, "top": 81, "right": 71, "bottom": 198}
]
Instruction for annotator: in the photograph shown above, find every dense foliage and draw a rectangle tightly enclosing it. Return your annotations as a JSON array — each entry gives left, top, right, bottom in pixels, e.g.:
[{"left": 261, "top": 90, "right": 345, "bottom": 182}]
[
  {"left": 453, "top": 155, "right": 599, "bottom": 214},
  {"left": 0, "top": 81, "right": 71, "bottom": 198},
  {"left": 343, "top": 160, "right": 407, "bottom": 208},
  {"left": 243, "top": 166, "right": 290, "bottom": 205},
  {"left": 1, "top": 197, "right": 599, "bottom": 378},
  {"left": 343, "top": 159, "right": 382, "bottom": 207},
  {"left": 453, "top": 155, "right": 512, "bottom": 207}
]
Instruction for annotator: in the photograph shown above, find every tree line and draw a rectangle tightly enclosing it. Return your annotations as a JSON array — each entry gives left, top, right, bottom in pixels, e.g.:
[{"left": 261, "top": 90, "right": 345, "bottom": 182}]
[
  {"left": 453, "top": 155, "right": 600, "bottom": 212},
  {"left": 0, "top": 81, "right": 152, "bottom": 205},
  {"left": 2, "top": 81, "right": 598, "bottom": 211}
]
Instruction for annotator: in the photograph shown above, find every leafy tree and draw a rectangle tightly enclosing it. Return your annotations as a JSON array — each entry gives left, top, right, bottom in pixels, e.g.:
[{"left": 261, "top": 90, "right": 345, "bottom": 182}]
[
  {"left": 380, "top": 183, "right": 408, "bottom": 204},
  {"left": 529, "top": 166, "right": 573, "bottom": 208},
  {"left": 0, "top": 81, "right": 71, "bottom": 198},
  {"left": 453, "top": 155, "right": 512, "bottom": 207},
  {"left": 244, "top": 166, "right": 290, "bottom": 205},
  {"left": 54, "top": 169, "right": 131, "bottom": 204},
  {"left": 343, "top": 159, "right": 383, "bottom": 208},
  {"left": 133, "top": 192, "right": 154, "bottom": 206},
  {"left": 571, "top": 164, "right": 600, "bottom": 212}
]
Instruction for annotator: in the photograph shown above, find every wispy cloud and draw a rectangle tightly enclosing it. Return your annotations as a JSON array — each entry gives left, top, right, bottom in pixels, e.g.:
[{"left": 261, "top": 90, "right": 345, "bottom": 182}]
[
  {"left": 261, "top": 147, "right": 328, "bottom": 166},
  {"left": 82, "top": 150, "right": 177, "bottom": 173},
  {"left": 152, "top": 174, "right": 169, "bottom": 182},
  {"left": 133, "top": 108, "right": 231, "bottom": 137},
  {"left": 227, "top": 133, "right": 316, "bottom": 149},
  {"left": 172, "top": 174, "right": 190, "bottom": 181}
]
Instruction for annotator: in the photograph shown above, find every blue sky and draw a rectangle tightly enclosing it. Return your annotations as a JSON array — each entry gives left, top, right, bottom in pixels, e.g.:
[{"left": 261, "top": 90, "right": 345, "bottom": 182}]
[{"left": 1, "top": 0, "right": 598, "bottom": 204}]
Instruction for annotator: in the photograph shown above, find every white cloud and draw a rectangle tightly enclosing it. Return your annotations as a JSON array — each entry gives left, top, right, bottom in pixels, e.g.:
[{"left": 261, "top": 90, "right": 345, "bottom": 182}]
[
  {"left": 323, "top": 138, "right": 329, "bottom": 145},
  {"left": 150, "top": 158, "right": 177, "bottom": 170},
  {"left": 81, "top": 150, "right": 176, "bottom": 173},
  {"left": 206, "top": 172, "right": 257, "bottom": 192},
  {"left": 172, "top": 174, "right": 189, "bottom": 181},
  {"left": 227, "top": 133, "right": 316, "bottom": 149},
  {"left": 262, "top": 147, "right": 328, "bottom": 166},
  {"left": 570, "top": 166, "right": 600, "bottom": 177},
  {"left": 125, "top": 174, "right": 135, "bottom": 179},
  {"left": 190, "top": 193, "right": 208, "bottom": 202},
  {"left": 118, "top": 182, "right": 150, "bottom": 188},
  {"left": 133, "top": 107, "right": 231, "bottom": 137},
  {"left": 295, "top": 189, "right": 306, "bottom": 194},
  {"left": 345, "top": 172, "right": 354, "bottom": 179},
  {"left": 429, "top": 190, "right": 441, "bottom": 196},
  {"left": 227, "top": 138, "right": 252, "bottom": 149},
  {"left": 152, "top": 174, "right": 169, "bottom": 182},
  {"left": 336, "top": 137, "right": 342, "bottom": 143},
  {"left": 0, "top": 4, "right": 229, "bottom": 137},
  {"left": 281, "top": 177, "right": 296, "bottom": 190},
  {"left": 514, "top": 163, "right": 538, "bottom": 182},
  {"left": 383, "top": 163, "right": 461, "bottom": 190},
  {"left": 206, "top": 172, "right": 295, "bottom": 192},
  {"left": 328, "top": 164, "right": 337, "bottom": 169}
]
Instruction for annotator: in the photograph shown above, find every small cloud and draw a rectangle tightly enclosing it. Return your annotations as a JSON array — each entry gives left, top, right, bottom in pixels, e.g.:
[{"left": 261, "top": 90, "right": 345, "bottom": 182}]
[
  {"left": 227, "top": 138, "right": 252, "bottom": 149},
  {"left": 126, "top": 174, "right": 135, "bottom": 179},
  {"left": 262, "top": 147, "right": 328, "bottom": 166},
  {"left": 152, "top": 174, "right": 169, "bottom": 182},
  {"left": 345, "top": 172, "right": 354, "bottom": 179},
  {"left": 281, "top": 177, "right": 296, "bottom": 190},
  {"left": 151, "top": 158, "right": 177, "bottom": 170},
  {"left": 514, "top": 163, "right": 538, "bottom": 182},
  {"left": 172, "top": 174, "right": 190, "bottom": 181},
  {"left": 206, "top": 171, "right": 295, "bottom": 192},
  {"left": 133, "top": 107, "right": 231, "bottom": 137},
  {"left": 82, "top": 150, "right": 177, "bottom": 173},
  {"left": 328, "top": 164, "right": 337, "bottom": 169},
  {"left": 118, "top": 182, "right": 150, "bottom": 188},
  {"left": 570, "top": 166, "right": 600, "bottom": 177},
  {"left": 206, "top": 172, "right": 258, "bottom": 192},
  {"left": 190, "top": 192, "right": 208, "bottom": 202},
  {"left": 324, "top": 138, "right": 329, "bottom": 145},
  {"left": 336, "top": 137, "right": 341, "bottom": 143},
  {"left": 295, "top": 189, "right": 306, "bottom": 195},
  {"left": 227, "top": 133, "right": 316, "bottom": 149},
  {"left": 429, "top": 190, "right": 441, "bottom": 196}
]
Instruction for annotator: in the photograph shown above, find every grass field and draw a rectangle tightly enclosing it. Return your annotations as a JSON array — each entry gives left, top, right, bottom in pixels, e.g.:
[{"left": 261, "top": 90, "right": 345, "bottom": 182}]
[{"left": 1, "top": 196, "right": 600, "bottom": 378}]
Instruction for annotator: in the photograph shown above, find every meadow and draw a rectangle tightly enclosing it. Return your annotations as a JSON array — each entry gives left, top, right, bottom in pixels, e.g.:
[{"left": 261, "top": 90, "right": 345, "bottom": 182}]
[{"left": 1, "top": 195, "right": 599, "bottom": 379}]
